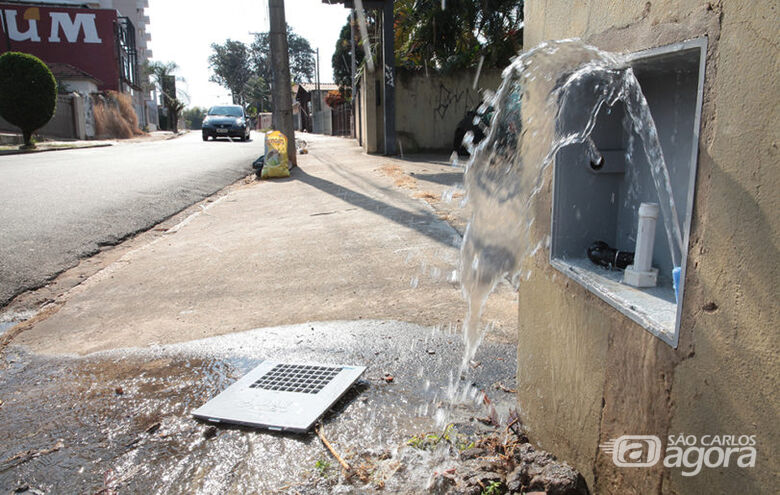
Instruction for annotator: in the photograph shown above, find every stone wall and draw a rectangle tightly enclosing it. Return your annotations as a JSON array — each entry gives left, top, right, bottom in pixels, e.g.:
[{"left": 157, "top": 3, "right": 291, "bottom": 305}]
[{"left": 519, "top": 1, "right": 778, "bottom": 493}]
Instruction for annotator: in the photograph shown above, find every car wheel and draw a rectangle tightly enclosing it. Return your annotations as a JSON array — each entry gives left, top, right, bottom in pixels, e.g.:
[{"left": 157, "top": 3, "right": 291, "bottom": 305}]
[{"left": 202, "top": 134, "right": 209, "bottom": 141}]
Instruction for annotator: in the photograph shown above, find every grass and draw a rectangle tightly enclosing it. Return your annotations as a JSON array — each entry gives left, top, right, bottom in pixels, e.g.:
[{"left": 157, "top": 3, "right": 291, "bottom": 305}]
[
  {"left": 482, "top": 480, "right": 502, "bottom": 494},
  {"left": 406, "top": 423, "right": 475, "bottom": 452},
  {"left": 314, "top": 459, "right": 331, "bottom": 477}
]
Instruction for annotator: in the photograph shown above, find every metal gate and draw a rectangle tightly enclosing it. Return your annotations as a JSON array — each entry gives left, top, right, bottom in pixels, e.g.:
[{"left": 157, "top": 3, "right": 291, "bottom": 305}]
[{"left": 331, "top": 102, "right": 353, "bottom": 137}]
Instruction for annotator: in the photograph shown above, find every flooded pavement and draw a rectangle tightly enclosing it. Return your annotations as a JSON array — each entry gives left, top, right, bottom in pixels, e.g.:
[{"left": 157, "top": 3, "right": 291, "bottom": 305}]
[{"left": 0, "top": 320, "right": 518, "bottom": 494}]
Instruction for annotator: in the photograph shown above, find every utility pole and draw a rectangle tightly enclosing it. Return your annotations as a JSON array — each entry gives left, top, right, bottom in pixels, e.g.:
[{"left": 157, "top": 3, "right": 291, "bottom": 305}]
[
  {"left": 350, "top": 10, "right": 359, "bottom": 141},
  {"left": 382, "top": 0, "right": 396, "bottom": 155},
  {"left": 315, "top": 47, "right": 321, "bottom": 112},
  {"left": 268, "top": 0, "right": 297, "bottom": 166}
]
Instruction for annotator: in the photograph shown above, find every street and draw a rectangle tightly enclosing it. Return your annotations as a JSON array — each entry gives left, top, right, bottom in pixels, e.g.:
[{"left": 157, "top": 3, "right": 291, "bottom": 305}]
[{"left": 0, "top": 133, "right": 261, "bottom": 306}]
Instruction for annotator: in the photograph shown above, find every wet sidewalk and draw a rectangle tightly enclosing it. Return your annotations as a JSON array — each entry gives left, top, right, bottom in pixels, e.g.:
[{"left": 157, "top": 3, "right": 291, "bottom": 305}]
[
  {"left": 1, "top": 321, "right": 519, "bottom": 493},
  {"left": 0, "top": 134, "right": 521, "bottom": 493}
]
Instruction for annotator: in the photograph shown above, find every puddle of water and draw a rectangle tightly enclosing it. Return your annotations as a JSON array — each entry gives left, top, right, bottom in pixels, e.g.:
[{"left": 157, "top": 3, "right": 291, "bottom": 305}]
[
  {"left": 0, "top": 321, "right": 15, "bottom": 335},
  {"left": 0, "top": 321, "right": 516, "bottom": 493}
]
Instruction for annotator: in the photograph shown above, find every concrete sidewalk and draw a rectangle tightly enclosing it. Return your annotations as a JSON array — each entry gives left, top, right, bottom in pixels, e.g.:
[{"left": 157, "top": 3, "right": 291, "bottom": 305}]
[{"left": 10, "top": 134, "right": 516, "bottom": 356}]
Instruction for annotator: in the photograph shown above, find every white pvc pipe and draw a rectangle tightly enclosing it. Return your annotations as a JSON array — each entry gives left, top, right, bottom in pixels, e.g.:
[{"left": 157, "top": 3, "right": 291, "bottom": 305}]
[{"left": 634, "top": 202, "right": 659, "bottom": 272}]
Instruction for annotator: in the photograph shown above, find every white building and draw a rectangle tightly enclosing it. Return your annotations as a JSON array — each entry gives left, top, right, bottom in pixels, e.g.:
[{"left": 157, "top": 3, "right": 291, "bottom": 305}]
[{"left": 90, "top": 0, "right": 157, "bottom": 129}]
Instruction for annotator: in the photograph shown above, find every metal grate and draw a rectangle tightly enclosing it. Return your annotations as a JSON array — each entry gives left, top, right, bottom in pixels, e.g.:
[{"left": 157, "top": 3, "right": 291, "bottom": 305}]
[{"left": 248, "top": 364, "right": 343, "bottom": 394}]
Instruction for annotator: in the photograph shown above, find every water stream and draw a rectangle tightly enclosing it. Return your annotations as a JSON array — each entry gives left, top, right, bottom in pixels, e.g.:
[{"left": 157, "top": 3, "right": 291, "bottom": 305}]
[{"left": 458, "top": 39, "right": 684, "bottom": 370}]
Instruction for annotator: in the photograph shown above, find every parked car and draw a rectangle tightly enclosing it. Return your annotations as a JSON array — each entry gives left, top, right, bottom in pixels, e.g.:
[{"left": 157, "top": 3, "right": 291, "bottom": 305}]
[{"left": 202, "top": 105, "right": 251, "bottom": 141}]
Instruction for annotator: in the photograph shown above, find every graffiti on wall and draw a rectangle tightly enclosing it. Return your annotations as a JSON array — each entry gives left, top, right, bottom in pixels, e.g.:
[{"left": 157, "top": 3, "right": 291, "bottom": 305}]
[
  {"left": 384, "top": 64, "right": 395, "bottom": 88},
  {"left": 434, "top": 83, "right": 479, "bottom": 120}
]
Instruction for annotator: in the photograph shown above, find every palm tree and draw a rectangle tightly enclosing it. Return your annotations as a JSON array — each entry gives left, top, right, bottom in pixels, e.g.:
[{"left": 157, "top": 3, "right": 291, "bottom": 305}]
[{"left": 144, "top": 61, "right": 187, "bottom": 132}]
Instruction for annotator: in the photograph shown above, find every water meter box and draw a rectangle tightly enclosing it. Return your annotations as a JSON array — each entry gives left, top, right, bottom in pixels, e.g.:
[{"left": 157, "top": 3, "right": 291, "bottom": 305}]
[{"left": 550, "top": 38, "right": 707, "bottom": 347}]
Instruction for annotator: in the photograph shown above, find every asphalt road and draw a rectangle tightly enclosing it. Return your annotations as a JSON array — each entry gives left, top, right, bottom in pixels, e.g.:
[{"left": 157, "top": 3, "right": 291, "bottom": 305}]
[{"left": 0, "top": 132, "right": 261, "bottom": 307}]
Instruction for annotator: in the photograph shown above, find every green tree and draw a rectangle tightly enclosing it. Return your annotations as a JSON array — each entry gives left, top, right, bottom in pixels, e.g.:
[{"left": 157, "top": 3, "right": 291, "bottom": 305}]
[
  {"left": 392, "top": 0, "right": 523, "bottom": 72},
  {"left": 182, "top": 107, "right": 207, "bottom": 130},
  {"left": 144, "top": 61, "right": 187, "bottom": 132},
  {"left": 244, "top": 75, "right": 270, "bottom": 114},
  {"left": 250, "top": 28, "right": 316, "bottom": 85},
  {"left": 0, "top": 52, "right": 57, "bottom": 148},
  {"left": 332, "top": 15, "right": 365, "bottom": 92},
  {"left": 208, "top": 40, "right": 253, "bottom": 105}
]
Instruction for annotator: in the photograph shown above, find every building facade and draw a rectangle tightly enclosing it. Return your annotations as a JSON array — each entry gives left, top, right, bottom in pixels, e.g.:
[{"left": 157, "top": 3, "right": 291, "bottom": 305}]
[
  {"left": 0, "top": 0, "right": 154, "bottom": 129},
  {"left": 90, "top": 0, "right": 155, "bottom": 128},
  {"left": 515, "top": 1, "right": 777, "bottom": 493}
]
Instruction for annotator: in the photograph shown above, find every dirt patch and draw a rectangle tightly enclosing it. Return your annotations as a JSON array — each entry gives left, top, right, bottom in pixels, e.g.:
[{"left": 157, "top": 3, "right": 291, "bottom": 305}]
[
  {"left": 302, "top": 413, "right": 589, "bottom": 494},
  {"left": 378, "top": 164, "right": 418, "bottom": 189},
  {"left": 413, "top": 191, "right": 440, "bottom": 201}
]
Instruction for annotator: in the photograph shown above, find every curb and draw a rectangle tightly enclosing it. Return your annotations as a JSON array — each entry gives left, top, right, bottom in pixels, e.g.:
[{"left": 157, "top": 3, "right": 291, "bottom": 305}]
[{"left": 0, "top": 143, "right": 114, "bottom": 156}]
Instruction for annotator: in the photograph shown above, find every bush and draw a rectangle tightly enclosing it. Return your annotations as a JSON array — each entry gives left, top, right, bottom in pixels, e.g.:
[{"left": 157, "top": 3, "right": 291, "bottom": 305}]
[
  {"left": 92, "top": 91, "right": 143, "bottom": 139},
  {"left": 0, "top": 52, "right": 57, "bottom": 147},
  {"left": 325, "top": 90, "right": 345, "bottom": 108}
]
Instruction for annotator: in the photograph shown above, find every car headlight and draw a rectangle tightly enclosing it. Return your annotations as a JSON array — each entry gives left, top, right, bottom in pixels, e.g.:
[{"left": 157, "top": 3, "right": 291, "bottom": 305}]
[{"left": 236, "top": 118, "right": 245, "bottom": 126}]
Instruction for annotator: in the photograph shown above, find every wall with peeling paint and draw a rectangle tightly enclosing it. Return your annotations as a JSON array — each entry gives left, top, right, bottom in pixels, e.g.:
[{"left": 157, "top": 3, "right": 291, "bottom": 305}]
[{"left": 519, "top": 1, "right": 778, "bottom": 493}]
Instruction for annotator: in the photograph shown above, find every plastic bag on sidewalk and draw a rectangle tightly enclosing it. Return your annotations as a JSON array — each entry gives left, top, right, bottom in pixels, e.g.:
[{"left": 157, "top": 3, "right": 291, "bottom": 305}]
[{"left": 261, "top": 130, "right": 290, "bottom": 179}]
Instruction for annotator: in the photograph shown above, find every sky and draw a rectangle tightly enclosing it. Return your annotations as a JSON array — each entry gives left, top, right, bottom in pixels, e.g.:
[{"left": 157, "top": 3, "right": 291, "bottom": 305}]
[{"left": 146, "top": 0, "right": 351, "bottom": 109}]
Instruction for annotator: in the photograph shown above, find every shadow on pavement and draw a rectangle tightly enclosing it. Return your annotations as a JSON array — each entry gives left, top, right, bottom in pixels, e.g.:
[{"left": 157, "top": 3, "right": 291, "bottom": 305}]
[{"left": 293, "top": 167, "right": 459, "bottom": 248}]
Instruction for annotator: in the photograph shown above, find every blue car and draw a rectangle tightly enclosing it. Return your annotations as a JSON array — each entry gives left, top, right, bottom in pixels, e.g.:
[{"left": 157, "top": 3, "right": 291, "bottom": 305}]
[{"left": 202, "top": 105, "right": 251, "bottom": 141}]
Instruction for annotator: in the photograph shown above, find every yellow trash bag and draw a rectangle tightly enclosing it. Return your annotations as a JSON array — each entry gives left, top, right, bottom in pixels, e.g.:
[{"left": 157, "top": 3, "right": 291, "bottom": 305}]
[{"left": 261, "top": 130, "right": 291, "bottom": 179}]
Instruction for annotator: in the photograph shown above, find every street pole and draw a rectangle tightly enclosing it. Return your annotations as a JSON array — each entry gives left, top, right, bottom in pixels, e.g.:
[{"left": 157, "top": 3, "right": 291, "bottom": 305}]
[
  {"left": 268, "top": 0, "right": 297, "bottom": 167},
  {"left": 315, "top": 47, "right": 321, "bottom": 112},
  {"left": 350, "top": 10, "right": 358, "bottom": 141},
  {"left": 382, "top": 0, "right": 396, "bottom": 155}
]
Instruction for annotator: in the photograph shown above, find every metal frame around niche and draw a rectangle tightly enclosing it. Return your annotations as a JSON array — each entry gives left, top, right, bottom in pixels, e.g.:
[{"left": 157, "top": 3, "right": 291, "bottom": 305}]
[{"left": 549, "top": 37, "right": 708, "bottom": 348}]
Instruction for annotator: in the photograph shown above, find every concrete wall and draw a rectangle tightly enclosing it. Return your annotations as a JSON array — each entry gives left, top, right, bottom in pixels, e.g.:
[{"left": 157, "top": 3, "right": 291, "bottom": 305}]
[
  {"left": 395, "top": 69, "right": 502, "bottom": 152},
  {"left": 357, "top": 68, "right": 503, "bottom": 153},
  {"left": 0, "top": 93, "right": 88, "bottom": 140},
  {"left": 358, "top": 70, "right": 380, "bottom": 153},
  {"left": 313, "top": 109, "right": 333, "bottom": 135},
  {"left": 519, "top": 2, "right": 778, "bottom": 493}
]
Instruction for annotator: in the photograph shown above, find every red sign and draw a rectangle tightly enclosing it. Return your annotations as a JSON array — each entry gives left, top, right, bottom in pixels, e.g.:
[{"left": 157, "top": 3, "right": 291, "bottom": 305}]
[{"left": 0, "top": 3, "right": 119, "bottom": 90}]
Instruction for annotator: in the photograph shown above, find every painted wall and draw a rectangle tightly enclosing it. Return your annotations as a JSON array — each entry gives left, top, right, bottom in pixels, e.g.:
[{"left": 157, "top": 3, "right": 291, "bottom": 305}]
[
  {"left": 0, "top": 93, "right": 87, "bottom": 139},
  {"left": 358, "top": 70, "right": 379, "bottom": 153},
  {"left": 358, "top": 68, "right": 502, "bottom": 153},
  {"left": 395, "top": 69, "right": 502, "bottom": 152},
  {"left": 0, "top": 3, "right": 120, "bottom": 91},
  {"left": 519, "top": 1, "right": 778, "bottom": 493}
]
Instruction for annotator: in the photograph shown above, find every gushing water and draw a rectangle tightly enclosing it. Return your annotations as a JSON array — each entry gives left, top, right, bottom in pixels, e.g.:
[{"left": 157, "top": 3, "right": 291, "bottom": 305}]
[{"left": 459, "top": 40, "right": 684, "bottom": 368}]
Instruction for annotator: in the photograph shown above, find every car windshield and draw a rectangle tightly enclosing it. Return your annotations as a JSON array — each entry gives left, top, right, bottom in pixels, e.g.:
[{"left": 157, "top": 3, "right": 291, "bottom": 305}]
[{"left": 208, "top": 106, "right": 243, "bottom": 117}]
